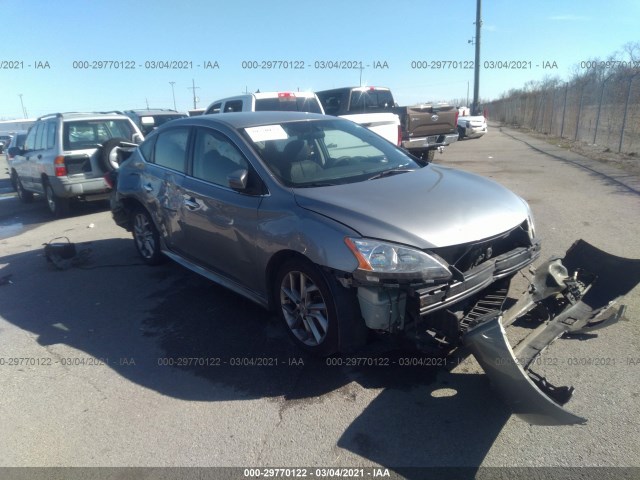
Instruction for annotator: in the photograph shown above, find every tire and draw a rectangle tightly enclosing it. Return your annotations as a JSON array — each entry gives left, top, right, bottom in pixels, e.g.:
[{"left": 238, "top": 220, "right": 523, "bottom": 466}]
[
  {"left": 131, "top": 207, "right": 165, "bottom": 265},
  {"left": 43, "top": 180, "right": 70, "bottom": 217},
  {"left": 458, "top": 126, "right": 466, "bottom": 140},
  {"left": 9, "top": 170, "right": 18, "bottom": 192},
  {"left": 274, "top": 258, "right": 364, "bottom": 356},
  {"left": 99, "top": 137, "right": 128, "bottom": 172},
  {"left": 14, "top": 173, "right": 34, "bottom": 203},
  {"left": 425, "top": 149, "right": 435, "bottom": 162}
]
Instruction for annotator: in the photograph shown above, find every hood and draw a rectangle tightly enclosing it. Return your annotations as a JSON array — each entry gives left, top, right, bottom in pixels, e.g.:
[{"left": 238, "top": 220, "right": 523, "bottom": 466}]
[{"left": 294, "top": 165, "right": 529, "bottom": 249}]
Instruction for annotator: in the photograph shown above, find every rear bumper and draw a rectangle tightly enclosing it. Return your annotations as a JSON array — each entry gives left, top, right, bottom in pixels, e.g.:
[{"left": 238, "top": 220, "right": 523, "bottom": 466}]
[
  {"left": 49, "top": 175, "right": 110, "bottom": 199},
  {"left": 465, "top": 126, "right": 487, "bottom": 138},
  {"left": 402, "top": 132, "right": 459, "bottom": 150}
]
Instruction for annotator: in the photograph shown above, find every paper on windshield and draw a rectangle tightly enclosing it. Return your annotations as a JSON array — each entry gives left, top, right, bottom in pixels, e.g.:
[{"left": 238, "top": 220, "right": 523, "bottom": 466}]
[{"left": 244, "top": 125, "right": 288, "bottom": 142}]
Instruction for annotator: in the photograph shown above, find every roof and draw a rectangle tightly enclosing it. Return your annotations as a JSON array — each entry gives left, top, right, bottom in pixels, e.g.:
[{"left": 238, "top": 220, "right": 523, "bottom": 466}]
[
  {"left": 125, "top": 109, "right": 186, "bottom": 116},
  {"left": 37, "top": 112, "right": 131, "bottom": 121},
  {"left": 162, "top": 111, "right": 331, "bottom": 130}
]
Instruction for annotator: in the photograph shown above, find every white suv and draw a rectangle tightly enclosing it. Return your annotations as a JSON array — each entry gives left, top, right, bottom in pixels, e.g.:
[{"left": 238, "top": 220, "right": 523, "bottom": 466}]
[
  {"left": 203, "top": 91, "right": 325, "bottom": 115},
  {"left": 9, "top": 112, "right": 143, "bottom": 217}
]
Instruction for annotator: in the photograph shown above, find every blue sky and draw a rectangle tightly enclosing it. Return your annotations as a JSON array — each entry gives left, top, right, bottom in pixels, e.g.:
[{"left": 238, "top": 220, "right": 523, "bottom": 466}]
[{"left": 1, "top": 0, "right": 638, "bottom": 119}]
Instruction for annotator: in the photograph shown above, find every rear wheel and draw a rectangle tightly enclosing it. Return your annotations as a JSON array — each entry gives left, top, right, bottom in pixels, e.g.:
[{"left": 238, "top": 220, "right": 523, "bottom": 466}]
[
  {"left": 425, "top": 149, "right": 435, "bottom": 162},
  {"left": 44, "top": 180, "right": 70, "bottom": 217},
  {"left": 132, "top": 207, "right": 165, "bottom": 265}
]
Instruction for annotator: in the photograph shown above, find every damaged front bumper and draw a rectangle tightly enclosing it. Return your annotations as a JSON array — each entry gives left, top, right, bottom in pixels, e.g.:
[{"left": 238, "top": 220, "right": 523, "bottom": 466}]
[{"left": 464, "top": 239, "right": 640, "bottom": 425}]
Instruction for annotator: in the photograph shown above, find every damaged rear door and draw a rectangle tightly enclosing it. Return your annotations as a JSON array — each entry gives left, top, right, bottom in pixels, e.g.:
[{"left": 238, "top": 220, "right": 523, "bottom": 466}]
[{"left": 464, "top": 239, "right": 640, "bottom": 425}]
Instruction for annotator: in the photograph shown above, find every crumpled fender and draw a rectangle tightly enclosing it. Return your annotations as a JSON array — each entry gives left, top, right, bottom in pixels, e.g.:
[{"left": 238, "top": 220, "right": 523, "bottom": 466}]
[{"left": 463, "top": 239, "right": 640, "bottom": 425}]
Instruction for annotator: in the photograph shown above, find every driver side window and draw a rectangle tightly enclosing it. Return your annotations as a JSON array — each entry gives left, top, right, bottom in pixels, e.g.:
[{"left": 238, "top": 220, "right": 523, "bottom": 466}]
[{"left": 192, "top": 128, "right": 248, "bottom": 187}]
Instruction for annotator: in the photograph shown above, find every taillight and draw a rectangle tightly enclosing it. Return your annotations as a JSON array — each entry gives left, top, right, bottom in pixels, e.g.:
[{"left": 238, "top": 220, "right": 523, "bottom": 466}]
[
  {"left": 455, "top": 110, "right": 459, "bottom": 128},
  {"left": 397, "top": 125, "right": 402, "bottom": 146},
  {"left": 103, "top": 172, "right": 115, "bottom": 189},
  {"left": 278, "top": 92, "right": 294, "bottom": 98},
  {"left": 54, "top": 156, "right": 67, "bottom": 177}
]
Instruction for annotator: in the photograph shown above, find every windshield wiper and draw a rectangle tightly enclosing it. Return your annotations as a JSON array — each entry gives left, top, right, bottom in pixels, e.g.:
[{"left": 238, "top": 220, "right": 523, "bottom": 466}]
[
  {"left": 367, "top": 168, "right": 415, "bottom": 181},
  {"left": 295, "top": 181, "right": 338, "bottom": 188}
]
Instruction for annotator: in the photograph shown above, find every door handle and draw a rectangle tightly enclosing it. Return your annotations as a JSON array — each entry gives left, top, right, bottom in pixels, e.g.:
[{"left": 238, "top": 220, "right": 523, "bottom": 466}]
[
  {"left": 143, "top": 183, "right": 153, "bottom": 192},
  {"left": 183, "top": 197, "right": 200, "bottom": 211}
]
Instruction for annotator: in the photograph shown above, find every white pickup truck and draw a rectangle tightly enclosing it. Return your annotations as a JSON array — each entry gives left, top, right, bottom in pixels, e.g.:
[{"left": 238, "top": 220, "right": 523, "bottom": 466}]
[
  {"left": 457, "top": 107, "right": 488, "bottom": 139},
  {"left": 317, "top": 87, "right": 460, "bottom": 161},
  {"left": 203, "top": 91, "right": 325, "bottom": 115},
  {"left": 315, "top": 86, "right": 401, "bottom": 146}
]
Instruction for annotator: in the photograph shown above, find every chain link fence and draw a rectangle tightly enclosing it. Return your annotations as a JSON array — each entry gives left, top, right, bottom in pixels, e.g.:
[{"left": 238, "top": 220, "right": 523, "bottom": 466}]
[{"left": 486, "top": 72, "right": 640, "bottom": 155}]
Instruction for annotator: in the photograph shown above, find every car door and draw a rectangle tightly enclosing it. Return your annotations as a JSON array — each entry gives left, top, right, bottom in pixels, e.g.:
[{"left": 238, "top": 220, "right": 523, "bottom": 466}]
[
  {"left": 141, "top": 126, "right": 191, "bottom": 249},
  {"left": 176, "top": 126, "right": 263, "bottom": 290},
  {"left": 12, "top": 125, "right": 37, "bottom": 187},
  {"left": 19, "top": 122, "right": 45, "bottom": 189}
]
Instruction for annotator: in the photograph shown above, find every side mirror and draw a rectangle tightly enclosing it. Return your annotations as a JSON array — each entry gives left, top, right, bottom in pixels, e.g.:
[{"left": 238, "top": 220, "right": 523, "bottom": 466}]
[
  {"left": 132, "top": 133, "right": 144, "bottom": 144},
  {"left": 7, "top": 146, "right": 22, "bottom": 157},
  {"left": 227, "top": 169, "right": 248, "bottom": 190}
]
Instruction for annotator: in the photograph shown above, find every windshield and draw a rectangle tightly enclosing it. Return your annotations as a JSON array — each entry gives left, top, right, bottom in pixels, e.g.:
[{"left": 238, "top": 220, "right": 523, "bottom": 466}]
[
  {"left": 243, "top": 119, "right": 419, "bottom": 187},
  {"left": 255, "top": 97, "right": 323, "bottom": 113},
  {"left": 139, "top": 114, "right": 186, "bottom": 135},
  {"left": 348, "top": 89, "right": 395, "bottom": 113},
  {"left": 63, "top": 120, "right": 135, "bottom": 151}
]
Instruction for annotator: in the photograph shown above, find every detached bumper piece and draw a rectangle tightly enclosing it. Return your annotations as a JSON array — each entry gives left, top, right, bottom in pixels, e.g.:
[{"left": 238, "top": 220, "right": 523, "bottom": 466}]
[{"left": 463, "top": 239, "right": 640, "bottom": 425}]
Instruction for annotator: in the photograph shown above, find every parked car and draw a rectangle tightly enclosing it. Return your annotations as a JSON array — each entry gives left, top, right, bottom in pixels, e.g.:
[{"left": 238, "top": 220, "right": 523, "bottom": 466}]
[
  {"left": 9, "top": 112, "right": 143, "bottom": 216},
  {"left": 111, "top": 110, "right": 540, "bottom": 356},
  {"left": 203, "top": 91, "right": 324, "bottom": 115},
  {"left": 123, "top": 109, "right": 187, "bottom": 136},
  {"left": 110, "top": 111, "right": 640, "bottom": 425},
  {"left": 0, "top": 134, "right": 12, "bottom": 153},
  {"left": 457, "top": 107, "right": 487, "bottom": 139}
]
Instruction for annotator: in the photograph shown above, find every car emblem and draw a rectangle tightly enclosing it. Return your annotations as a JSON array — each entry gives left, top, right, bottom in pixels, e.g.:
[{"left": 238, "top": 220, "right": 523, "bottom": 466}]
[
  {"left": 486, "top": 246, "right": 493, "bottom": 259},
  {"left": 431, "top": 114, "right": 439, "bottom": 122}
]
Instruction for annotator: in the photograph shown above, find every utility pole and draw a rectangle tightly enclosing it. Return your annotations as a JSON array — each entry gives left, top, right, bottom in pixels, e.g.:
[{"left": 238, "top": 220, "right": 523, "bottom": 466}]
[
  {"left": 472, "top": 0, "right": 482, "bottom": 115},
  {"left": 188, "top": 79, "right": 200, "bottom": 109},
  {"left": 18, "top": 94, "right": 28, "bottom": 118},
  {"left": 169, "top": 81, "right": 177, "bottom": 110}
]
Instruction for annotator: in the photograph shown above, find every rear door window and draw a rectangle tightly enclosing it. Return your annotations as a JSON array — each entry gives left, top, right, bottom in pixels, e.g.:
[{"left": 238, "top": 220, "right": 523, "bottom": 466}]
[
  {"left": 63, "top": 120, "right": 135, "bottom": 151},
  {"left": 153, "top": 127, "right": 190, "bottom": 172}
]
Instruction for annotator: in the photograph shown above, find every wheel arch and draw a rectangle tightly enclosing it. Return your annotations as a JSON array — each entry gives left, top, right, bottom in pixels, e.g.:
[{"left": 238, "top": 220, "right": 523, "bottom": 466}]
[{"left": 265, "top": 250, "right": 313, "bottom": 311}]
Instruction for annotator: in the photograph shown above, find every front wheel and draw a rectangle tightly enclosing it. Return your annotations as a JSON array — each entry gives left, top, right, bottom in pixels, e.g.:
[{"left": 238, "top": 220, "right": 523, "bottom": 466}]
[
  {"left": 132, "top": 207, "right": 165, "bottom": 265},
  {"left": 14, "top": 173, "right": 33, "bottom": 202},
  {"left": 275, "top": 259, "right": 367, "bottom": 356},
  {"left": 458, "top": 126, "right": 466, "bottom": 140}
]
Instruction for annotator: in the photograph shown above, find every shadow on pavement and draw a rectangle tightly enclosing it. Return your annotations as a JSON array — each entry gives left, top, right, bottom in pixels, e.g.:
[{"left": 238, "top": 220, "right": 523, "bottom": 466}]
[{"left": 0, "top": 237, "right": 509, "bottom": 474}]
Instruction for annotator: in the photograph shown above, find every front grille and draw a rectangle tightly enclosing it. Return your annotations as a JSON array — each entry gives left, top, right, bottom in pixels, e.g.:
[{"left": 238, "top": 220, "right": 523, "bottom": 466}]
[{"left": 431, "top": 222, "right": 531, "bottom": 272}]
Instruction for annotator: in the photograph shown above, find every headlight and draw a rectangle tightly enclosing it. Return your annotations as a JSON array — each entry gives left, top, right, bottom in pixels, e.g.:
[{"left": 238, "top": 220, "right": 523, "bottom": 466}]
[
  {"left": 345, "top": 237, "right": 452, "bottom": 283},
  {"left": 520, "top": 198, "right": 537, "bottom": 242}
]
